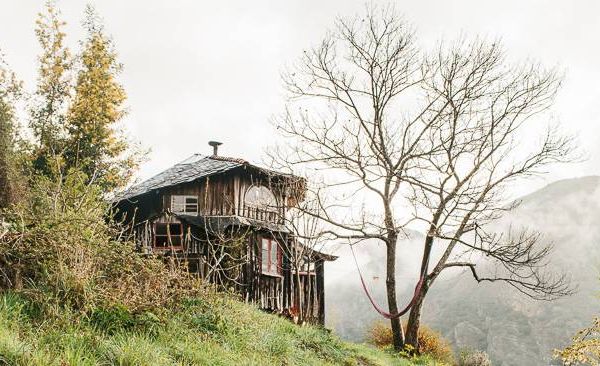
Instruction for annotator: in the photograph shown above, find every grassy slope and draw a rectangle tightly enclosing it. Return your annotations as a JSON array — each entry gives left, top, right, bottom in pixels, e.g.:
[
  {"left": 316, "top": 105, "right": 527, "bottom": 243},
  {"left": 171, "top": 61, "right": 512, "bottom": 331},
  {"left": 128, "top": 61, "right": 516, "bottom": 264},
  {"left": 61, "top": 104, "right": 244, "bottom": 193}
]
[{"left": 0, "top": 292, "right": 440, "bottom": 366}]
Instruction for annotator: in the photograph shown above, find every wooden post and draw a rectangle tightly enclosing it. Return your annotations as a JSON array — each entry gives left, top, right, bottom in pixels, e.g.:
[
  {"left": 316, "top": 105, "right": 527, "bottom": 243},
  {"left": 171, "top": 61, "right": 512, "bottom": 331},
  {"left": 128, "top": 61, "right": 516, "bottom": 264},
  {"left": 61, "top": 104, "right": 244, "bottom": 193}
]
[{"left": 316, "top": 260, "right": 325, "bottom": 325}]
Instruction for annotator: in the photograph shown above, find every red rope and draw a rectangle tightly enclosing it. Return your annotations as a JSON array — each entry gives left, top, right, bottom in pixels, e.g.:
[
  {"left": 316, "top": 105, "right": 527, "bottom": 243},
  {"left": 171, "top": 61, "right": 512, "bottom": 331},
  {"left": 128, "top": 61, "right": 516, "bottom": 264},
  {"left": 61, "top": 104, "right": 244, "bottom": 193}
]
[{"left": 350, "top": 244, "right": 425, "bottom": 319}]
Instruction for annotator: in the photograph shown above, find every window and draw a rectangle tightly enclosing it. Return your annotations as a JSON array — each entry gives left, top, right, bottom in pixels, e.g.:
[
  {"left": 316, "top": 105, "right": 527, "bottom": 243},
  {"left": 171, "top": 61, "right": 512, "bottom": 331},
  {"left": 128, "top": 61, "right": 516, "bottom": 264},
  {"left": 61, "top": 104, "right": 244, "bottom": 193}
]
[
  {"left": 245, "top": 186, "right": 277, "bottom": 212},
  {"left": 261, "top": 238, "right": 281, "bottom": 275},
  {"left": 244, "top": 185, "right": 279, "bottom": 222},
  {"left": 171, "top": 195, "right": 198, "bottom": 214},
  {"left": 154, "top": 223, "right": 183, "bottom": 249}
]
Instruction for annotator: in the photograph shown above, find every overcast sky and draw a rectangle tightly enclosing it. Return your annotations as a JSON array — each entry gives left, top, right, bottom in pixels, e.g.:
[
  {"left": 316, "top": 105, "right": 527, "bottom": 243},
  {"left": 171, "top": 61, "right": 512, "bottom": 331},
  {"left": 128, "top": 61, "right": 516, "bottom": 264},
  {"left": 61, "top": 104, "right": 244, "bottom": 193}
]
[{"left": 1, "top": 0, "right": 599, "bottom": 195}]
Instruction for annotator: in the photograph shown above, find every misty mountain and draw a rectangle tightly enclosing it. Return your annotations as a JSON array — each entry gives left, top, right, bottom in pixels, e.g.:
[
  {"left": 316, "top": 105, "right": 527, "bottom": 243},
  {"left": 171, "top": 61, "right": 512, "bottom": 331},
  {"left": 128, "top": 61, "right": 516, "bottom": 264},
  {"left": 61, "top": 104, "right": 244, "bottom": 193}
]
[{"left": 325, "top": 176, "right": 600, "bottom": 366}]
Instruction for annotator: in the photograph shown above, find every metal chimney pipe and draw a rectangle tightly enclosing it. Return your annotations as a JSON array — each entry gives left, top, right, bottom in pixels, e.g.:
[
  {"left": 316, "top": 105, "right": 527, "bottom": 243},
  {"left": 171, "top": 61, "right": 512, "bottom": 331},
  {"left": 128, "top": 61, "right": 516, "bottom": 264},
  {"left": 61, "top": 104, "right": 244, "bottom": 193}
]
[{"left": 208, "top": 141, "right": 223, "bottom": 156}]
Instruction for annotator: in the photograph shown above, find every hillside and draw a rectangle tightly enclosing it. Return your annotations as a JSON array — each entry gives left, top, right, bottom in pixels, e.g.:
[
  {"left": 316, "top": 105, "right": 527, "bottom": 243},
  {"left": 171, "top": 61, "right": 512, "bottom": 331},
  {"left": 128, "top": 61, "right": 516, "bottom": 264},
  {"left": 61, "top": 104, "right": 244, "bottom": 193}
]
[
  {"left": 326, "top": 176, "right": 600, "bottom": 366},
  {"left": 0, "top": 290, "right": 437, "bottom": 366}
]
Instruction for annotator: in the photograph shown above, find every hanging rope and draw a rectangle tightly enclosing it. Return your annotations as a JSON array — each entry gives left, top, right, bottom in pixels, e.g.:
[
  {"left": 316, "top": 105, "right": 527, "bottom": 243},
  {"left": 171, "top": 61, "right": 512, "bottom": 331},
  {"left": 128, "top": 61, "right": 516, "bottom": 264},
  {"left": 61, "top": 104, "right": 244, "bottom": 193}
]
[{"left": 350, "top": 243, "right": 428, "bottom": 319}]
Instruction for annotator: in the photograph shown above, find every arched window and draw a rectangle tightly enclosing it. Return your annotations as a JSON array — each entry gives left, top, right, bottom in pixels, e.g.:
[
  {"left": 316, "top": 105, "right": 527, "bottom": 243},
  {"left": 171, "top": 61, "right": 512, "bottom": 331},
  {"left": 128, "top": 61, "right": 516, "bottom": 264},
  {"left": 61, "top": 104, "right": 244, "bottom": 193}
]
[{"left": 244, "top": 185, "right": 277, "bottom": 212}]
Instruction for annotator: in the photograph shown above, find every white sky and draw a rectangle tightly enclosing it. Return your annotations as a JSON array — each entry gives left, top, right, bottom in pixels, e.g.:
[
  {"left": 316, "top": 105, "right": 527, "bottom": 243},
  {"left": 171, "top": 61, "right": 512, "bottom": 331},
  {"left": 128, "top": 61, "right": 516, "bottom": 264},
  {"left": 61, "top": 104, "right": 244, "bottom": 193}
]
[{"left": 1, "top": 0, "right": 599, "bottom": 195}]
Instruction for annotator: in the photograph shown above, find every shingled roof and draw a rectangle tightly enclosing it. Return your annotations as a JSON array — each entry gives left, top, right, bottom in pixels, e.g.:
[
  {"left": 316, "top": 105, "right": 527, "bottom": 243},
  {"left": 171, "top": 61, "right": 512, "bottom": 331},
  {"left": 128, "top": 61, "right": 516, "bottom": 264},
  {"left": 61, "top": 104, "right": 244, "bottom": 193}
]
[{"left": 115, "top": 154, "right": 296, "bottom": 202}]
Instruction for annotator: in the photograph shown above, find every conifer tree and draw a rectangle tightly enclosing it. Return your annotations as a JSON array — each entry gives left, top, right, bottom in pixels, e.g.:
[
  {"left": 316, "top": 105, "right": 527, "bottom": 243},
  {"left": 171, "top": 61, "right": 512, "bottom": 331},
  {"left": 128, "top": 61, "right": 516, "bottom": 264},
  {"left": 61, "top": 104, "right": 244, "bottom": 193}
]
[
  {"left": 29, "top": 1, "right": 72, "bottom": 177},
  {"left": 64, "top": 6, "right": 137, "bottom": 190},
  {"left": 0, "top": 56, "right": 23, "bottom": 210}
]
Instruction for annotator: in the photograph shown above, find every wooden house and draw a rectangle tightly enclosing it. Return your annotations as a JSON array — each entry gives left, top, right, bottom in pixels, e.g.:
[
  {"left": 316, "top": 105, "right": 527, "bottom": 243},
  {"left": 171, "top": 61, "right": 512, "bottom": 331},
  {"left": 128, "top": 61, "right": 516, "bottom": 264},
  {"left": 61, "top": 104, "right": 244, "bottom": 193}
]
[{"left": 113, "top": 142, "right": 336, "bottom": 324}]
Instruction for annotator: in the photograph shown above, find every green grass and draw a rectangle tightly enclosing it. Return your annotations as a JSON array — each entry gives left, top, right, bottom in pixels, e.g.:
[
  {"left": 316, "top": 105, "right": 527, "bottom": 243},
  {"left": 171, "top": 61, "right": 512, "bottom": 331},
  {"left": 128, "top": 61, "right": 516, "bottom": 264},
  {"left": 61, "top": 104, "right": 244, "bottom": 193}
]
[{"left": 0, "top": 291, "right": 441, "bottom": 366}]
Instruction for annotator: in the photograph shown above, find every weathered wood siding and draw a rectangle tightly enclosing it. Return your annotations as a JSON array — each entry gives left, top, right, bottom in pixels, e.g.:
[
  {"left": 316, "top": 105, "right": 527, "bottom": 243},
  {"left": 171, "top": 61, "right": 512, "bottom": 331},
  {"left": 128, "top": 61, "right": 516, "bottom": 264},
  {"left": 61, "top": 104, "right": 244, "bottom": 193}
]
[
  {"left": 154, "top": 169, "right": 287, "bottom": 224},
  {"left": 163, "top": 174, "right": 236, "bottom": 216},
  {"left": 115, "top": 168, "right": 327, "bottom": 324}
]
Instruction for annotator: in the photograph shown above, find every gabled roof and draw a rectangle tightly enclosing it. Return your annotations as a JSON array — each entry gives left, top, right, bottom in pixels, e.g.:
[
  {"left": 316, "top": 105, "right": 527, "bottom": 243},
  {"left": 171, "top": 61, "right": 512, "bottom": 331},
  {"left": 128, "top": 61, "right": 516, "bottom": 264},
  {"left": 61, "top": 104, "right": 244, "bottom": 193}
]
[
  {"left": 114, "top": 154, "right": 299, "bottom": 203},
  {"left": 295, "top": 242, "right": 338, "bottom": 262}
]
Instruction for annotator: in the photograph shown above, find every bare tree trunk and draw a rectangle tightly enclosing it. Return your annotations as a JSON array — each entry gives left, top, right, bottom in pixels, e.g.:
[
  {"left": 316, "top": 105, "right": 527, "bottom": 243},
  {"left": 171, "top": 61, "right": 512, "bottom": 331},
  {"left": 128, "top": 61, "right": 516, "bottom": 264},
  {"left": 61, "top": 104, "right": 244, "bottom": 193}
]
[
  {"left": 295, "top": 270, "right": 303, "bottom": 323},
  {"left": 405, "top": 287, "right": 427, "bottom": 349},
  {"left": 386, "top": 235, "right": 405, "bottom": 350},
  {"left": 406, "top": 233, "right": 433, "bottom": 350}
]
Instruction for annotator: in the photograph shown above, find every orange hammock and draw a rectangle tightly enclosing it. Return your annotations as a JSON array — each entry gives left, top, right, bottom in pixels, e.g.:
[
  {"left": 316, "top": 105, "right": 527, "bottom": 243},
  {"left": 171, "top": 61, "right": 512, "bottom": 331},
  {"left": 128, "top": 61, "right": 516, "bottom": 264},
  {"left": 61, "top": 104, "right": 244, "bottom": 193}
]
[{"left": 350, "top": 244, "right": 427, "bottom": 319}]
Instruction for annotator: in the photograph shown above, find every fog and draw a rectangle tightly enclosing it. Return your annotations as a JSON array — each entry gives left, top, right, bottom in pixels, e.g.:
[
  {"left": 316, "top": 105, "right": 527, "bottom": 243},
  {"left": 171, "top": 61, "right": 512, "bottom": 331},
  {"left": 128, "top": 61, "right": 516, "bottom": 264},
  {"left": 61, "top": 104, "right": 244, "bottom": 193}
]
[
  {"left": 325, "top": 176, "right": 600, "bottom": 365},
  {"left": 2, "top": 2, "right": 600, "bottom": 365},
  {"left": 1, "top": 1, "right": 599, "bottom": 192}
]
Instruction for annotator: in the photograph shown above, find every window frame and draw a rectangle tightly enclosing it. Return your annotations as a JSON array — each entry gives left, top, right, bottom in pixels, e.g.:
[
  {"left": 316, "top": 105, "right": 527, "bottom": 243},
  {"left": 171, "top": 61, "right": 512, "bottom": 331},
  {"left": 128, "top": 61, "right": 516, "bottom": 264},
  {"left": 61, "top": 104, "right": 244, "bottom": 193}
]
[
  {"left": 153, "top": 222, "right": 184, "bottom": 250},
  {"left": 260, "top": 237, "right": 282, "bottom": 276},
  {"left": 171, "top": 195, "right": 199, "bottom": 215}
]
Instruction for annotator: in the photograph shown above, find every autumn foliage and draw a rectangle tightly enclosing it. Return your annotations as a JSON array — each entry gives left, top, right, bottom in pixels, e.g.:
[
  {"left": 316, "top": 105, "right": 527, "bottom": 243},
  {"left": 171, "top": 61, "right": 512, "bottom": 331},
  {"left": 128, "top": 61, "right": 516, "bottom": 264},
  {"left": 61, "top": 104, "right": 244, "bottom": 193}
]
[
  {"left": 367, "top": 320, "right": 454, "bottom": 363},
  {"left": 555, "top": 317, "right": 600, "bottom": 365}
]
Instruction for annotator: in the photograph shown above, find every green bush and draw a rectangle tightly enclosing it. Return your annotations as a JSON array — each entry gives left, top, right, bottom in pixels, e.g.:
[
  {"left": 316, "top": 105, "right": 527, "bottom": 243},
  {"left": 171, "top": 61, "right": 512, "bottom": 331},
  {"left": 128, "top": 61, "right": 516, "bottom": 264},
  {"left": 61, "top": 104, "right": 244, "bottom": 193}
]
[
  {"left": 87, "top": 305, "right": 161, "bottom": 337},
  {"left": 0, "top": 169, "right": 203, "bottom": 315}
]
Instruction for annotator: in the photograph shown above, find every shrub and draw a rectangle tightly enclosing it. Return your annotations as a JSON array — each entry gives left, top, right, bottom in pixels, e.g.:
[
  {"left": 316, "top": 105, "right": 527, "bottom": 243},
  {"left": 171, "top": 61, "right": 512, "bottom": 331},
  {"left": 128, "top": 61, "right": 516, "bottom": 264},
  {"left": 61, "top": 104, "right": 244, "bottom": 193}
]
[
  {"left": 417, "top": 324, "right": 454, "bottom": 364},
  {"left": 366, "top": 320, "right": 394, "bottom": 348},
  {"left": 366, "top": 320, "right": 454, "bottom": 363},
  {"left": 88, "top": 305, "right": 159, "bottom": 335},
  {"left": 459, "top": 349, "right": 492, "bottom": 366},
  {"left": 0, "top": 169, "right": 204, "bottom": 315}
]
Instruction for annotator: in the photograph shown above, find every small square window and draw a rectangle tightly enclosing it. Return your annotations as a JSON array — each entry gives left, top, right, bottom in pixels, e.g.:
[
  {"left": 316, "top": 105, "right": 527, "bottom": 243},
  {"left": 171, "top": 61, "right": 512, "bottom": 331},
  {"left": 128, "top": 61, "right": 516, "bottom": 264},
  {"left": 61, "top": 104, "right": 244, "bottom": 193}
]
[
  {"left": 154, "top": 223, "right": 183, "bottom": 249},
  {"left": 171, "top": 195, "right": 198, "bottom": 214}
]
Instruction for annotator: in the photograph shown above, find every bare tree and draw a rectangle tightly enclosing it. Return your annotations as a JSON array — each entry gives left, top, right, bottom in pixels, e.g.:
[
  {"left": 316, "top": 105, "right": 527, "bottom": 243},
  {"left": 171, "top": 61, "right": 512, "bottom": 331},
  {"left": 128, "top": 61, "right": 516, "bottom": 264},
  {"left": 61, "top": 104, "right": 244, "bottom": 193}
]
[
  {"left": 270, "top": 6, "right": 434, "bottom": 349},
  {"left": 402, "top": 38, "right": 575, "bottom": 348},
  {"left": 271, "top": 6, "right": 574, "bottom": 351},
  {"left": 282, "top": 195, "right": 329, "bottom": 324}
]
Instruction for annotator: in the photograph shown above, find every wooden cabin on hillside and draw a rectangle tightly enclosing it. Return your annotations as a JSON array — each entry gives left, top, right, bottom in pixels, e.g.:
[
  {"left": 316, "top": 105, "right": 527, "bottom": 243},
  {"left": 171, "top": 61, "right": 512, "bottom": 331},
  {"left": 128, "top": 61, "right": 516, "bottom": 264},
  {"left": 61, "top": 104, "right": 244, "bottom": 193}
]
[{"left": 113, "top": 142, "right": 336, "bottom": 324}]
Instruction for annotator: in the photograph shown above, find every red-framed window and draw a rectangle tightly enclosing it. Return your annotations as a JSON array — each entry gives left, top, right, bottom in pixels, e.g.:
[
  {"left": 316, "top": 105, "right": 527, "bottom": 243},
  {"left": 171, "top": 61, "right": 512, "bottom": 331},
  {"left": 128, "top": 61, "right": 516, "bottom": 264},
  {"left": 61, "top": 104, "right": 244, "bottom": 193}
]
[
  {"left": 154, "top": 222, "right": 183, "bottom": 249},
  {"left": 261, "top": 237, "right": 282, "bottom": 275}
]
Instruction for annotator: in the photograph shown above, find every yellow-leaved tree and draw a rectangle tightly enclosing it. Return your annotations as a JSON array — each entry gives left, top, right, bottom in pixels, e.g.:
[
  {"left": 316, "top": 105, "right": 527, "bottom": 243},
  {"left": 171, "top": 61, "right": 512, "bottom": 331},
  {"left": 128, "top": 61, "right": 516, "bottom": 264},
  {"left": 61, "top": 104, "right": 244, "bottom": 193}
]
[{"left": 64, "top": 6, "right": 140, "bottom": 191}]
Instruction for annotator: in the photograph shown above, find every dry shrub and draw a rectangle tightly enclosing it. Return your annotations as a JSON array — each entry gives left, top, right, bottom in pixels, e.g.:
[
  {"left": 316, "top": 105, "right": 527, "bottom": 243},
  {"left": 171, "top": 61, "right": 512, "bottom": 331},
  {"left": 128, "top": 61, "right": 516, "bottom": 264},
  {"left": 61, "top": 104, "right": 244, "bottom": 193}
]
[
  {"left": 417, "top": 324, "right": 454, "bottom": 363},
  {"left": 459, "top": 349, "right": 492, "bottom": 366},
  {"left": 367, "top": 320, "right": 394, "bottom": 348},
  {"left": 0, "top": 169, "right": 203, "bottom": 313},
  {"left": 367, "top": 320, "right": 454, "bottom": 363}
]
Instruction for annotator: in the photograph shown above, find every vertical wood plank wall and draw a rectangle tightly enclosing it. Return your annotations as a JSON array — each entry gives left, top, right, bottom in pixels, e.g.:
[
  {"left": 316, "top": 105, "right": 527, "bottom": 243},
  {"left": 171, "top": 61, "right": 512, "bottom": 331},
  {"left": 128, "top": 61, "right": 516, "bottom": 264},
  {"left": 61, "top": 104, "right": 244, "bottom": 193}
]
[{"left": 117, "top": 170, "right": 326, "bottom": 324}]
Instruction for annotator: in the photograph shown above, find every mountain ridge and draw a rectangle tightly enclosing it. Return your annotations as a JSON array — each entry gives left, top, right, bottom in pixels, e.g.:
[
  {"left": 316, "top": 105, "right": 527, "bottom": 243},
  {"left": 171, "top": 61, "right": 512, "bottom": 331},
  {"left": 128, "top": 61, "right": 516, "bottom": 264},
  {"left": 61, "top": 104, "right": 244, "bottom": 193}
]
[{"left": 326, "top": 175, "right": 600, "bottom": 366}]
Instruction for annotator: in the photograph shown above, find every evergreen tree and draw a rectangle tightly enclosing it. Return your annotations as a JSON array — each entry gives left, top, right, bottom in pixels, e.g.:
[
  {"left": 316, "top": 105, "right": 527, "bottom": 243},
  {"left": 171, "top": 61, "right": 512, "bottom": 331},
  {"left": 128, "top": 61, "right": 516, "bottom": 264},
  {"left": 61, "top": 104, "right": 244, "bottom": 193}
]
[
  {"left": 0, "top": 56, "right": 23, "bottom": 210},
  {"left": 29, "top": 1, "right": 72, "bottom": 177},
  {"left": 64, "top": 6, "right": 137, "bottom": 191}
]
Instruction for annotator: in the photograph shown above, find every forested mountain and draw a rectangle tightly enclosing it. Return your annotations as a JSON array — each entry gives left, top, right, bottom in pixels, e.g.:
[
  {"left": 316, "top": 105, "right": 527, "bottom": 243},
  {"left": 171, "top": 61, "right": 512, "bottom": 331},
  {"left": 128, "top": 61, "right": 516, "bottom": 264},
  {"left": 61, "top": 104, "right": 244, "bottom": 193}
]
[{"left": 326, "top": 176, "right": 600, "bottom": 366}]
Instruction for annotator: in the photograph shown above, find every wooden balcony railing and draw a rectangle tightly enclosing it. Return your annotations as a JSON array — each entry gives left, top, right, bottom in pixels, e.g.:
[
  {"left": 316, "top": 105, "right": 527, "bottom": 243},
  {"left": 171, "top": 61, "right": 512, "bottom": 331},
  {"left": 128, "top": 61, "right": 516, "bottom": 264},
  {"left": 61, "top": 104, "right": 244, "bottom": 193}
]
[{"left": 238, "top": 205, "right": 285, "bottom": 224}]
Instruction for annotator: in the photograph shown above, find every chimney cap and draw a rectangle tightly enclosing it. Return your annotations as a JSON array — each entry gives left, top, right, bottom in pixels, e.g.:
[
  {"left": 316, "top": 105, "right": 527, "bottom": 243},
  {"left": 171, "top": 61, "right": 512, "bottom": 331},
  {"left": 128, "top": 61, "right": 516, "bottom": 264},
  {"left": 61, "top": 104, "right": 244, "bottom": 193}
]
[{"left": 208, "top": 141, "right": 223, "bottom": 156}]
